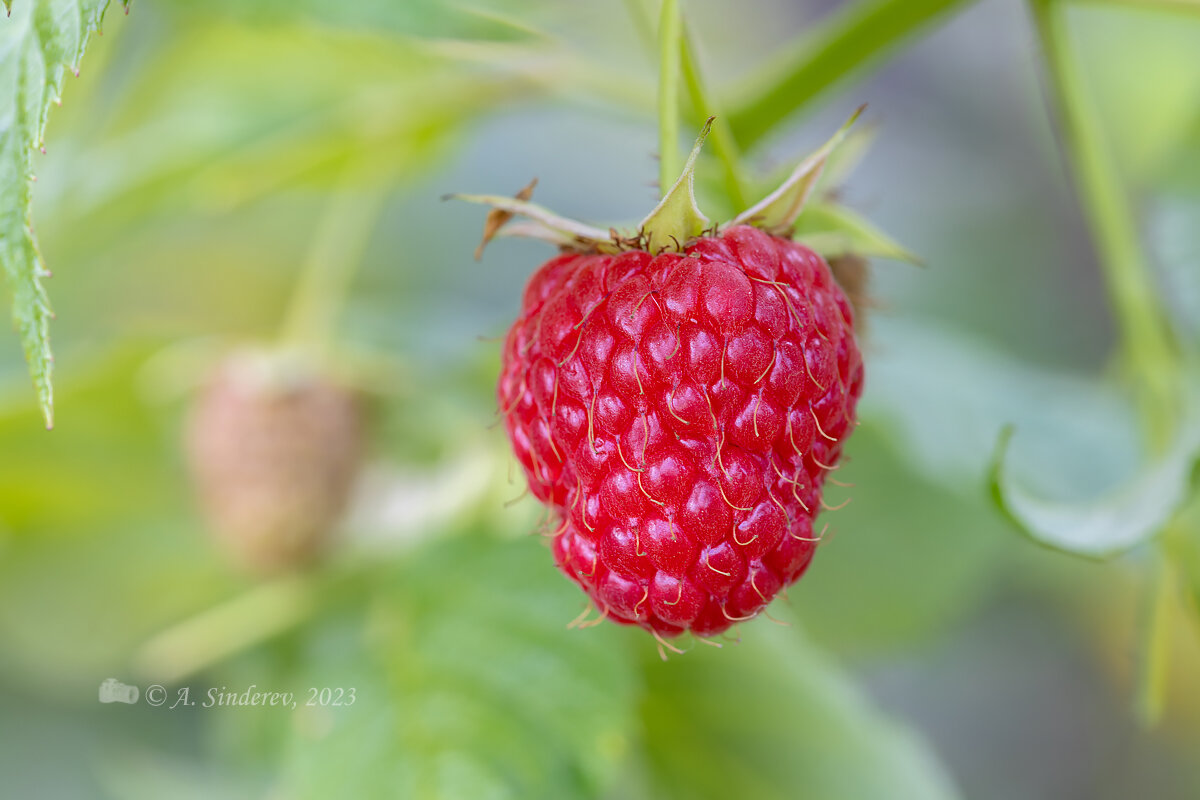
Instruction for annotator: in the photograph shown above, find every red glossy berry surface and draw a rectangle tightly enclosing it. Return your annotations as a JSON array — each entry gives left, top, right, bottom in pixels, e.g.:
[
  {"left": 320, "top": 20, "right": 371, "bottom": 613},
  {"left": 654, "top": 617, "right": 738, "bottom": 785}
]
[{"left": 498, "top": 225, "right": 862, "bottom": 637}]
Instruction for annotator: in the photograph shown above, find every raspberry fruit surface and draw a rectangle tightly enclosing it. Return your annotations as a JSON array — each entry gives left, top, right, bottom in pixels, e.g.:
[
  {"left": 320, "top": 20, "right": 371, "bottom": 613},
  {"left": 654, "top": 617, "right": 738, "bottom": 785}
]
[{"left": 499, "top": 225, "right": 862, "bottom": 636}]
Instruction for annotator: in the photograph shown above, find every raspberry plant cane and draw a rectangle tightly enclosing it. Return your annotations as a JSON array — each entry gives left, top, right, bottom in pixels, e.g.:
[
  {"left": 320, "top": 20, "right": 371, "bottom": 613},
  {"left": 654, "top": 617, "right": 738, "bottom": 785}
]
[{"left": 458, "top": 106, "right": 870, "bottom": 641}]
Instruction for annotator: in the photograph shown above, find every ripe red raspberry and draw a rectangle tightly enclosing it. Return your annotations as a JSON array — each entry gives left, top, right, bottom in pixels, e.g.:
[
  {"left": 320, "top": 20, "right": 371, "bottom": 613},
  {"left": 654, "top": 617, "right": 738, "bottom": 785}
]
[{"left": 498, "top": 225, "right": 862, "bottom": 636}]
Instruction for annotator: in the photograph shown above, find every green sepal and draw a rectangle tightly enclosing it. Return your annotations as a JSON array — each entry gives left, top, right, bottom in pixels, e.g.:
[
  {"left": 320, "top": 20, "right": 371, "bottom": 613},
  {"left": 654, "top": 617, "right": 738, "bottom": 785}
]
[
  {"left": 449, "top": 192, "right": 622, "bottom": 255},
  {"left": 638, "top": 117, "right": 714, "bottom": 253},
  {"left": 793, "top": 202, "right": 921, "bottom": 264},
  {"left": 732, "top": 106, "right": 864, "bottom": 234}
]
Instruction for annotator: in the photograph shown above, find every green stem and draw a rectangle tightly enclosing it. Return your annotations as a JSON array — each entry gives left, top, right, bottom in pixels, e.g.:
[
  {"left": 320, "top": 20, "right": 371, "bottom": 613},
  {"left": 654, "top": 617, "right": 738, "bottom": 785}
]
[
  {"left": 726, "top": 0, "right": 976, "bottom": 150},
  {"left": 657, "top": 0, "right": 683, "bottom": 197},
  {"left": 680, "top": 28, "right": 749, "bottom": 211},
  {"left": 134, "top": 575, "right": 316, "bottom": 685},
  {"left": 1136, "top": 546, "right": 1175, "bottom": 726},
  {"left": 1030, "top": 0, "right": 1178, "bottom": 448},
  {"left": 281, "top": 179, "right": 389, "bottom": 361}
]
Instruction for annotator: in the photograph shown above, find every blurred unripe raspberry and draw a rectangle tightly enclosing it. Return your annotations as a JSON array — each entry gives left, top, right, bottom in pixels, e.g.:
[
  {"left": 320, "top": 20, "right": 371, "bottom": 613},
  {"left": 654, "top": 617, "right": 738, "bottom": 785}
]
[{"left": 185, "top": 349, "right": 363, "bottom": 572}]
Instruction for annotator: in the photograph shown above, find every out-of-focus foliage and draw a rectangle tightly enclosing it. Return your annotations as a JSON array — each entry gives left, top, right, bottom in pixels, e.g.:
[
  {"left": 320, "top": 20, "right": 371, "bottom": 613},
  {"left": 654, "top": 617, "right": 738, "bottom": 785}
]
[
  {"left": 862, "top": 319, "right": 1200, "bottom": 558},
  {"left": 637, "top": 621, "right": 960, "bottom": 800},
  {"left": 1, "top": 0, "right": 1199, "bottom": 798},
  {"left": 277, "top": 537, "right": 641, "bottom": 800}
]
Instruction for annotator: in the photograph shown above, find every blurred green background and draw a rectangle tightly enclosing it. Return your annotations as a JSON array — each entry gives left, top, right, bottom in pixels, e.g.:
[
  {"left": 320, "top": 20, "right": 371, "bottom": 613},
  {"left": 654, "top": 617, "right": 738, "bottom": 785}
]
[{"left": 1, "top": 0, "right": 1199, "bottom": 797}]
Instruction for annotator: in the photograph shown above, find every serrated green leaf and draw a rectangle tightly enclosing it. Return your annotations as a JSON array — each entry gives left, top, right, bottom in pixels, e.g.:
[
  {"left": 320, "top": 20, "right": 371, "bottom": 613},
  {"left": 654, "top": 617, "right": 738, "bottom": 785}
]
[
  {"left": 277, "top": 536, "right": 640, "bottom": 800},
  {"left": 730, "top": 107, "right": 862, "bottom": 234},
  {"left": 0, "top": 0, "right": 119, "bottom": 427},
  {"left": 640, "top": 118, "right": 713, "bottom": 253},
  {"left": 793, "top": 201, "right": 920, "bottom": 263},
  {"left": 638, "top": 624, "right": 960, "bottom": 800},
  {"left": 990, "top": 414, "right": 1200, "bottom": 559}
]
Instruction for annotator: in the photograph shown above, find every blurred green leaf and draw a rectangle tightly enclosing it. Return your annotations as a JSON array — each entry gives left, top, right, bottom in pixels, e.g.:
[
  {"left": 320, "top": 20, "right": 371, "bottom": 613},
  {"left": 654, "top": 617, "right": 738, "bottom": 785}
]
[
  {"left": 725, "top": 0, "right": 976, "bottom": 150},
  {"left": 788, "top": 425, "right": 1007, "bottom": 652},
  {"left": 0, "top": 346, "right": 178, "bottom": 530},
  {"left": 862, "top": 319, "right": 1137, "bottom": 491},
  {"left": 277, "top": 535, "right": 640, "bottom": 800},
  {"left": 991, "top": 415, "right": 1200, "bottom": 559},
  {"left": 0, "top": 348, "right": 238, "bottom": 695},
  {"left": 793, "top": 201, "right": 919, "bottom": 263},
  {"left": 0, "top": 518, "right": 237, "bottom": 696},
  {"left": 637, "top": 624, "right": 960, "bottom": 800},
  {"left": 155, "top": 0, "right": 546, "bottom": 41},
  {"left": 863, "top": 319, "right": 1200, "bottom": 559},
  {"left": 45, "top": 23, "right": 530, "bottom": 222},
  {"left": 0, "top": 681, "right": 212, "bottom": 800},
  {"left": 0, "top": 0, "right": 122, "bottom": 426},
  {"left": 95, "top": 748, "right": 261, "bottom": 800}
]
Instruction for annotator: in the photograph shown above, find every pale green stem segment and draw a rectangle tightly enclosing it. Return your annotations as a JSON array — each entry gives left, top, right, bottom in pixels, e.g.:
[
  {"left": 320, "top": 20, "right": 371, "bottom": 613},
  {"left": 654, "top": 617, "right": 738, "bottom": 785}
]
[
  {"left": 282, "top": 180, "right": 389, "bottom": 361},
  {"left": 1030, "top": 0, "right": 1178, "bottom": 449},
  {"left": 1031, "top": 0, "right": 1186, "bottom": 727},
  {"left": 657, "top": 0, "right": 683, "bottom": 197},
  {"left": 1136, "top": 548, "right": 1176, "bottom": 726},
  {"left": 621, "top": 1, "right": 746, "bottom": 209},
  {"left": 680, "top": 27, "right": 749, "bottom": 211},
  {"left": 134, "top": 575, "right": 315, "bottom": 685}
]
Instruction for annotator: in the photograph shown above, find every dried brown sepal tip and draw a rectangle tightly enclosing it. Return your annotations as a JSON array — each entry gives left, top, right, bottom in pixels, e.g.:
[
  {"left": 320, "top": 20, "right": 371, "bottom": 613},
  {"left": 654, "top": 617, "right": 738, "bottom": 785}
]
[
  {"left": 475, "top": 178, "right": 537, "bottom": 260},
  {"left": 828, "top": 254, "right": 873, "bottom": 332},
  {"left": 185, "top": 348, "right": 364, "bottom": 574}
]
